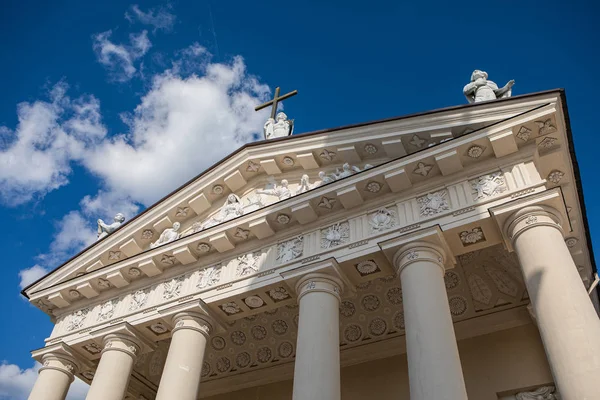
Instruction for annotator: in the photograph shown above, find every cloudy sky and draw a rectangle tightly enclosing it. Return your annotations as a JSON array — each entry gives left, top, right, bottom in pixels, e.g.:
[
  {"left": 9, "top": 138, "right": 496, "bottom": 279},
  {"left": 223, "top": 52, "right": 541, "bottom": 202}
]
[{"left": 0, "top": 0, "right": 598, "bottom": 398}]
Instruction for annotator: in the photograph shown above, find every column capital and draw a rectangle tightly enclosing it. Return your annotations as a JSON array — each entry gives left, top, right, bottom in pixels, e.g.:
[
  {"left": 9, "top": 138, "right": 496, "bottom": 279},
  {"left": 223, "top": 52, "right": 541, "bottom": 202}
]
[
  {"left": 101, "top": 333, "right": 143, "bottom": 358},
  {"left": 295, "top": 273, "right": 344, "bottom": 302},
  {"left": 503, "top": 205, "right": 563, "bottom": 244},
  {"left": 392, "top": 241, "right": 446, "bottom": 275},
  {"left": 38, "top": 353, "right": 79, "bottom": 382},
  {"left": 171, "top": 311, "right": 213, "bottom": 338}
]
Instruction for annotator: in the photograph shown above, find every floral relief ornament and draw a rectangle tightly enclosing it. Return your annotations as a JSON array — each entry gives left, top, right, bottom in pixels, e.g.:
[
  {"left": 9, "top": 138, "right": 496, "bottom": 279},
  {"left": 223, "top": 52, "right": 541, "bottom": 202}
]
[
  {"left": 413, "top": 162, "right": 433, "bottom": 177},
  {"left": 516, "top": 126, "right": 532, "bottom": 142},
  {"left": 466, "top": 145, "right": 484, "bottom": 158},
  {"left": 459, "top": 227, "right": 485, "bottom": 245},
  {"left": 268, "top": 287, "right": 290, "bottom": 301},
  {"left": 160, "top": 254, "right": 177, "bottom": 265},
  {"left": 129, "top": 289, "right": 148, "bottom": 311},
  {"left": 197, "top": 242, "right": 211, "bottom": 253},
  {"left": 221, "top": 302, "right": 242, "bottom": 315},
  {"left": 141, "top": 229, "right": 154, "bottom": 240},
  {"left": 108, "top": 251, "right": 121, "bottom": 260},
  {"left": 547, "top": 170, "right": 565, "bottom": 184}
]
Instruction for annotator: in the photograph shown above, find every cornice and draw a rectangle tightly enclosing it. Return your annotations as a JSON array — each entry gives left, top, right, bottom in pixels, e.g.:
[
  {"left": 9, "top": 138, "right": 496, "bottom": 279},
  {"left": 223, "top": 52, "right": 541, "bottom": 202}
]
[{"left": 23, "top": 92, "right": 561, "bottom": 297}]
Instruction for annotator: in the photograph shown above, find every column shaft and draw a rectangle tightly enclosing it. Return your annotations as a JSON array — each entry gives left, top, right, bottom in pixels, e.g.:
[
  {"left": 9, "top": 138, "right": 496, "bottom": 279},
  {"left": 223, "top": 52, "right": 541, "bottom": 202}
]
[
  {"left": 508, "top": 207, "right": 600, "bottom": 400},
  {"left": 85, "top": 334, "right": 139, "bottom": 400},
  {"left": 155, "top": 313, "right": 212, "bottom": 400},
  {"left": 395, "top": 243, "right": 468, "bottom": 400},
  {"left": 292, "top": 274, "right": 343, "bottom": 400},
  {"left": 28, "top": 356, "right": 76, "bottom": 400}
]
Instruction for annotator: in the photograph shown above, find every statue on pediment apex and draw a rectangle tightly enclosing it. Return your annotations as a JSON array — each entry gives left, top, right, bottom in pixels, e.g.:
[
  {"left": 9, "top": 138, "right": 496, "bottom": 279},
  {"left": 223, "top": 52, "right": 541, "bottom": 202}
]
[
  {"left": 463, "top": 70, "right": 515, "bottom": 103},
  {"left": 264, "top": 112, "right": 293, "bottom": 140},
  {"left": 150, "top": 222, "right": 181, "bottom": 249},
  {"left": 97, "top": 213, "right": 126, "bottom": 240}
]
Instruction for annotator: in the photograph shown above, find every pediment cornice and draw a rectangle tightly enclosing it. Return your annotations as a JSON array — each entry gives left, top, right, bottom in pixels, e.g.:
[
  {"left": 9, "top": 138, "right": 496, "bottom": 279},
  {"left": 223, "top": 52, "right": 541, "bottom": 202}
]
[
  {"left": 28, "top": 92, "right": 583, "bottom": 313},
  {"left": 28, "top": 97, "right": 569, "bottom": 313}
]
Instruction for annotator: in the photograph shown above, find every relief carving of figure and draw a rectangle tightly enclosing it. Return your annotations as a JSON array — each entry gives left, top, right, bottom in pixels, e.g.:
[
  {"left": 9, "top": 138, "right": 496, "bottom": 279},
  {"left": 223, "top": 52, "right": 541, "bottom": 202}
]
[
  {"left": 97, "top": 213, "right": 126, "bottom": 240},
  {"left": 264, "top": 112, "right": 293, "bottom": 140},
  {"left": 150, "top": 222, "right": 181, "bottom": 249},
  {"left": 203, "top": 194, "right": 244, "bottom": 229},
  {"left": 295, "top": 174, "right": 312, "bottom": 195},
  {"left": 257, "top": 178, "right": 291, "bottom": 201},
  {"left": 318, "top": 163, "right": 373, "bottom": 185},
  {"left": 463, "top": 70, "right": 515, "bottom": 103}
]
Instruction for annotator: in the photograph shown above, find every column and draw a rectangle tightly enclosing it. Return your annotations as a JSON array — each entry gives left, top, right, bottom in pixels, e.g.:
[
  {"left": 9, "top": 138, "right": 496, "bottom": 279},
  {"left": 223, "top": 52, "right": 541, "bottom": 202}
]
[
  {"left": 292, "top": 273, "right": 343, "bottom": 400},
  {"left": 28, "top": 354, "right": 78, "bottom": 400},
  {"left": 85, "top": 334, "right": 141, "bottom": 400},
  {"left": 505, "top": 206, "right": 600, "bottom": 400},
  {"left": 155, "top": 312, "right": 213, "bottom": 400},
  {"left": 393, "top": 242, "right": 468, "bottom": 400}
]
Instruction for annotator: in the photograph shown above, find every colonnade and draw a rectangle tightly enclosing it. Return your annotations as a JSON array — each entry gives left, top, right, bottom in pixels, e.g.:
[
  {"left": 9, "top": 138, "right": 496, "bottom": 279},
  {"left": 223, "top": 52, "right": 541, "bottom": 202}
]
[{"left": 28, "top": 206, "right": 600, "bottom": 400}]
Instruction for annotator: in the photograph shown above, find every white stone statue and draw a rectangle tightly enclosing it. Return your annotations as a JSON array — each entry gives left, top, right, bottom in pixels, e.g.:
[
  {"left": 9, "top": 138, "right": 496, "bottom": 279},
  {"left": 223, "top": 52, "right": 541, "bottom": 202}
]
[
  {"left": 203, "top": 194, "right": 244, "bottom": 229},
  {"left": 318, "top": 163, "right": 374, "bottom": 185},
  {"left": 97, "top": 213, "right": 126, "bottom": 240},
  {"left": 463, "top": 70, "right": 515, "bottom": 103},
  {"left": 256, "top": 178, "right": 291, "bottom": 201},
  {"left": 150, "top": 222, "right": 181, "bottom": 249},
  {"left": 515, "top": 386, "right": 560, "bottom": 400},
  {"left": 264, "top": 112, "right": 293, "bottom": 140},
  {"left": 295, "top": 174, "right": 312, "bottom": 195}
]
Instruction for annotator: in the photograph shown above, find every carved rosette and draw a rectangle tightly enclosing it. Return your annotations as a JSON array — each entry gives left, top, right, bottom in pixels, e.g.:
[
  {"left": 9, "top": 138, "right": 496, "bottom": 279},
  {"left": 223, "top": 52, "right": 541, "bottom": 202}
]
[
  {"left": 393, "top": 242, "right": 446, "bottom": 276},
  {"left": 295, "top": 273, "right": 344, "bottom": 302},
  {"left": 171, "top": 312, "right": 212, "bottom": 338}
]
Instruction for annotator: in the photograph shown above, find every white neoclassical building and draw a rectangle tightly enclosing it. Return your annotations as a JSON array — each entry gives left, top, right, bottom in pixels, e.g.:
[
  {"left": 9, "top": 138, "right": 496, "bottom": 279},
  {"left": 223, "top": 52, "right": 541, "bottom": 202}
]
[{"left": 22, "top": 87, "right": 600, "bottom": 400}]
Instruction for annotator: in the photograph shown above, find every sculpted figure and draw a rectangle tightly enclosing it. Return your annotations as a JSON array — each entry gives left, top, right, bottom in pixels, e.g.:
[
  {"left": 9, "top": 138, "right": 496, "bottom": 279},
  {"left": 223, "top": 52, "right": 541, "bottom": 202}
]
[
  {"left": 264, "top": 112, "right": 294, "bottom": 140},
  {"left": 257, "top": 178, "right": 292, "bottom": 201},
  {"left": 203, "top": 194, "right": 244, "bottom": 229},
  {"left": 463, "top": 70, "right": 515, "bottom": 103},
  {"left": 295, "top": 174, "right": 312, "bottom": 195},
  {"left": 150, "top": 222, "right": 181, "bottom": 249},
  {"left": 97, "top": 213, "right": 126, "bottom": 240},
  {"left": 516, "top": 386, "right": 560, "bottom": 400},
  {"left": 318, "top": 171, "right": 335, "bottom": 185}
]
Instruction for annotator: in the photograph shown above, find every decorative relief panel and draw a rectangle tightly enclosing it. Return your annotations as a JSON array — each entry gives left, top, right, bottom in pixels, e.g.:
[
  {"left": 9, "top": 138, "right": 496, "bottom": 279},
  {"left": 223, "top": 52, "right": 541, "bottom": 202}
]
[
  {"left": 196, "top": 265, "right": 221, "bottom": 289},
  {"left": 129, "top": 289, "right": 149, "bottom": 311},
  {"left": 277, "top": 236, "right": 303, "bottom": 263},
  {"left": 236, "top": 252, "right": 261, "bottom": 277},
  {"left": 162, "top": 276, "right": 184, "bottom": 300},
  {"left": 470, "top": 172, "right": 507, "bottom": 200},
  {"left": 368, "top": 208, "right": 397, "bottom": 232},
  {"left": 320, "top": 222, "right": 350, "bottom": 249},
  {"left": 417, "top": 190, "right": 450, "bottom": 216},
  {"left": 98, "top": 299, "right": 118, "bottom": 322},
  {"left": 459, "top": 227, "right": 485, "bottom": 246},
  {"left": 66, "top": 308, "right": 89, "bottom": 331}
]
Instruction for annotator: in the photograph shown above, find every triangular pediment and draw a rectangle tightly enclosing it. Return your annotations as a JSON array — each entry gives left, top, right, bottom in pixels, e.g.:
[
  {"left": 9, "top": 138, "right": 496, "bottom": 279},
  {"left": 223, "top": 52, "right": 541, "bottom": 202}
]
[{"left": 26, "top": 90, "right": 569, "bottom": 312}]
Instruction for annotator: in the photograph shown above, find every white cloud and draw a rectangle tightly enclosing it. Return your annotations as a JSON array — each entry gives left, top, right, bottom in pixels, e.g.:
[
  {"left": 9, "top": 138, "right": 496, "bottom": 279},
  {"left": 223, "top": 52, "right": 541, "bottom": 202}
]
[
  {"left": 125, "top": 4, "right": 176, "bottom": 32},
  {"left": 92, "top": 30, "right": 152, "bottom": 82},
  {"left": 18, "top": 265, "right": 48, "bottom": 290},
  {"left": 0, "top": 83, "right": 106, "bottom": 206},
  {"left": 0, "top": 362, "right": 89, "bottom": 400},
  {"left": 83, "top": 48, "right": 270, "bottom": 205}
]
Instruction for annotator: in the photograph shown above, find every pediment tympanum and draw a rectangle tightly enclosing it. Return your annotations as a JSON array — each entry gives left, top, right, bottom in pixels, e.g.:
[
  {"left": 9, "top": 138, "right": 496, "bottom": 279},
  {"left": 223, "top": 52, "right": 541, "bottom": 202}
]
[{"left": 25, "top": 91, "right": 592, "bottom": 325}]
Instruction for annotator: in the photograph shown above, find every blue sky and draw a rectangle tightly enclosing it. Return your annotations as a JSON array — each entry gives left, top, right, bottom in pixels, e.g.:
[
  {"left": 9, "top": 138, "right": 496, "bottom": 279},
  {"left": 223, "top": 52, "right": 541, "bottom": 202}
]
[{"left": 0, "top": 0, "right": 598, "bottom": 398}]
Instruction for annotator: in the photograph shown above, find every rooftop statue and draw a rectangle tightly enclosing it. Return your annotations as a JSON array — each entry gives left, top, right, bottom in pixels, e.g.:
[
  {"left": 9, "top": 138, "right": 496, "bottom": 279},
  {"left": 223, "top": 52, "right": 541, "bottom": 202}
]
[
  {"left": 97, "top": 213, "right": 125, "bottom": 240},
  {"left": 150, "top": 222, "right": 181, "bottom": 249},
  {"left": 463, "top": 70, "right": 515, "bottom": 103},
  {"left": 295, "top": 174, "right": 312, "bottom": 195},
  {"left": 264, "top": 112, "right": 294, "bottom": 140}
]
